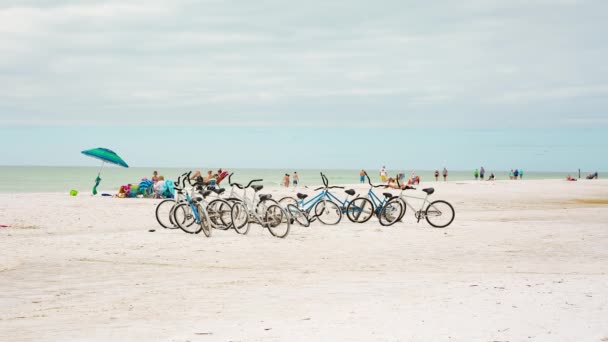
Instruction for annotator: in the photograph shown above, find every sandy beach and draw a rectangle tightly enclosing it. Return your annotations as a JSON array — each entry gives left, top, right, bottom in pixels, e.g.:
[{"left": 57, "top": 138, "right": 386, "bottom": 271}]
[{"left": 1, "top": 179, "right": 607, "bottom": 341}]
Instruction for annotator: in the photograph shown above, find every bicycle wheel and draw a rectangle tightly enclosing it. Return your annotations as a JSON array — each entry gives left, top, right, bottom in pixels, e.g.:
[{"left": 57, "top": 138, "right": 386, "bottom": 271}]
[
  {"left": 346, "top": 198, "right": 374, "bottom": 223},
  {"left": 279, "top": 196, "right": 298, "bottom": 208},
  {"left": 286, "top": 204, "right": 310, "bottom": 227},
  {"left": 256, "top": 199, "right": 279, "bottom": 217},
  {"left": 314, "top": 200, "right": 342, "bottom": 225},
  {"left": 396, "top": 197, "right": 407, "bottom": 222},
  {"left": 174, "top": 203, "right": 201, "bottom": 234},
  {"left": 155, "top": 199, "right": 179, "bottom": 229},
  {"left": 425, "top": 200, "right": 455, "bottom": 228},
  {"left": 265, "top": 204, "right": 290, "bottom": 238},
  {"left": 379, "top": 198, "right": 404, "bottom": 226},
  {"left": 197, "top": 204, "right": 212, "bottom": 237},
  {"left": 207, "top": 199, "right": 233, "bottom": 230},
  {"left": 230, "top": 201, "right": 250, "bottom": 235}
]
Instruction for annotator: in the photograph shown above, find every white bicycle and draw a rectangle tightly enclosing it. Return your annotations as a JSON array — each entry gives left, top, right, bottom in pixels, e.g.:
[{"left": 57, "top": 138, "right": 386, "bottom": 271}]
[{"left": 229, "top": 179, "right": 290, "bottom": 238}]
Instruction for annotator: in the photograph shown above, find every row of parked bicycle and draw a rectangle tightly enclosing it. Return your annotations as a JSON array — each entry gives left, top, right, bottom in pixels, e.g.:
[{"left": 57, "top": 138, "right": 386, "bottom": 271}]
[{"left": 154, "top": 171, "right": 456, "bottom": 238}]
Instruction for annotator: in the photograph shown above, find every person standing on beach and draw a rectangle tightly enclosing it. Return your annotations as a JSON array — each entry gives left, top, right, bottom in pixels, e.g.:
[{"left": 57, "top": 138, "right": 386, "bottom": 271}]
[
  {"left": 519, "top": 169, "right": 523, "bottom": 179},
  {"left": 514, "top": 169, "right": 519, "bottom": 180},
  {"left": 359, "top": 170, "right": 365, "bottom": 183},
  {"left": 283, "top": 173, "right": 290, "bottom": 188},
  {"left": 509, "top": 169, "right": 514, "bottom": 180},
  {"left": 434, "top": 170, "right": 439, "bottom": 181},
  {"left": 480, "top": 167, "right": 485, "bottom": 180},
  {"left": 442, "top": 167, "right": 448, "bottom": 182},
  {"left": 293, "top": 172, "right": 299, "bottom": 187},
  {"left": 152, "top": 170, "right": 159, "bottom": 183},
  {"left": 380, "top": 166, "right": 387, "bottom": 183},
  {"left": 474, "top": 168, "right": 479, "bottom": 180}
]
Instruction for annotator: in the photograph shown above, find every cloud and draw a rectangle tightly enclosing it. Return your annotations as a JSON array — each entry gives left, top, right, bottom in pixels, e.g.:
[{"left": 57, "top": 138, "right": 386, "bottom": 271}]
[{"left": 0, "top": 0, "right": 607, "bottom": 128}]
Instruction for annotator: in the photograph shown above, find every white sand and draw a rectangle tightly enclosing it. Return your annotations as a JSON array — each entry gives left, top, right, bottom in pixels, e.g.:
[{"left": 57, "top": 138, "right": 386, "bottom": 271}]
[{"left": 1, "top": 179, "right": 608, "bottom": 341}]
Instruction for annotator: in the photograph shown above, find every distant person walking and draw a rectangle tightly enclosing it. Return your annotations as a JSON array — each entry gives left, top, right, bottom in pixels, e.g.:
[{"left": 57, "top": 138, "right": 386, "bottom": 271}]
[
  {"left": 359, "top": 170, "right": 366, "bottom": 183},
  {"left": 519, "top": 169, "right": 523, "bottom": 180},
  {"left": 514, "top": 169, "right": 519, "bottom": 180},
  {"left": 474, "top": 168, "right": 479, "bottom": 180},
  {"left": 480, "top": 167, "right": 485, "bottom": 180},
  {"left": 509, "top": 169, "right": 514, "bottom": 180},
  {"left": 434, "top": 170, "right": 439, "bottom": 181},
  {"left": 442, "top": 167, "right": 448, "bottom": 182},
  {"left": 293, "top": 172, "right": 299, "bottom": 187},
  {"left": 283, "top": 173, "right": 290, "bottom": 188},
  {"left": 380, "top": 166, "right": 387, "bottom": 183}
]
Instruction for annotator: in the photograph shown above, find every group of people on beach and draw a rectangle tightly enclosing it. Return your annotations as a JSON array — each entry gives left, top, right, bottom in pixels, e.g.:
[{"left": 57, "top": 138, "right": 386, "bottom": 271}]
[
  {"left": 473, "top": 167, "right": 496, "bottom": 181},
  {"left": 282, "top": 172, "right": 299, "bottom": 187},
  {"left": 509, "top": 169, "right": 524, "bottom": 180},
  {"left": 191, "top": 168, "right": 229, "bottom": 185}
]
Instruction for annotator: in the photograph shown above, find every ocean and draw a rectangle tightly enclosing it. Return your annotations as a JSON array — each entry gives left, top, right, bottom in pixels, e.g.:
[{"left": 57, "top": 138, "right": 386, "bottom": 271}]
[{"left": 0, "top": 166, "right": 590, "bottom": 193}]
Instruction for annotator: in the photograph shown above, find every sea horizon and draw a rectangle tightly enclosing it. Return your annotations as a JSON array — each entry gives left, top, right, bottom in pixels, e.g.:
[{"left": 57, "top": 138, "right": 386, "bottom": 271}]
[{"left": 0, "top": 165, "right": 601, "bottom": 193}]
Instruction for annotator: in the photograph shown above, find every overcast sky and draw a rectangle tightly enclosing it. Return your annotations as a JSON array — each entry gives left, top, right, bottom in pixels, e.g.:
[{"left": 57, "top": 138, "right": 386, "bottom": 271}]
[{"left": 0, "top": 0, "right": 606, "bottom": 169}]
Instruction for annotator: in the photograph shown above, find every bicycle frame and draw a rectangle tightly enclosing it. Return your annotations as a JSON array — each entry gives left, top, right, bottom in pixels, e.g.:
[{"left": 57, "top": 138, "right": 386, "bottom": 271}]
[{"left": 298, "top": 189, "right": 352, "bottom": 212}]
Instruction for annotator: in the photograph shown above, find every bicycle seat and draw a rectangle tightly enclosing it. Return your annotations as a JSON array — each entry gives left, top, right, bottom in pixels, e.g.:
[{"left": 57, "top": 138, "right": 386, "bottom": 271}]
[
  {"left": 345, "top": 189, "right": 355, "bottom": 196},
  {"left": 383, "top": 192, "right": 393, "bottom": 198},
  {"left": 422, "top": 188, "right": 434, "bottom": 195},
  {"left": 259, "top": 194, "right": 272, "bottom": 201},
  {"left": 252, "top": 185, "right": 263, "bottom": 192},
  {"left": 214, "top": 188, "right": 225, "bottom": 195},
  {"left": 297, "top": 193, "right": 308, "bottom": 200},
  {"left": 194, "top": 196, "right": 204, "bottom": 202},
  {"left": 202, "top": 190, "right": 213, "bottom": 198}
]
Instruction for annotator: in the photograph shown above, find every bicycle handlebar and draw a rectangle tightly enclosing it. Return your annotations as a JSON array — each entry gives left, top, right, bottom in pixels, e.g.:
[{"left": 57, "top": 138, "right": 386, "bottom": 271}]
[
  {"left": 364, "top": 170, "right": 388, "bottom": 188},
  {"left": 232, "top": 177, "right": 263, "bottom": 189}
]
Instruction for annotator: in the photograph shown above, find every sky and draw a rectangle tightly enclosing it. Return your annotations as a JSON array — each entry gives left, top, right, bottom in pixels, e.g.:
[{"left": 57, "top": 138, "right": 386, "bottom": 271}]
[{"left": 0, "top": 0, "right": 607, "bottom": 170}]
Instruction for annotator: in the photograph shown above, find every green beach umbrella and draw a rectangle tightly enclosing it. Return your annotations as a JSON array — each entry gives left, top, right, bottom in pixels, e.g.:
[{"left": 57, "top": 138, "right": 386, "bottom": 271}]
[{"left": 81, "top": 148, "right": 129, "bottom": 195}]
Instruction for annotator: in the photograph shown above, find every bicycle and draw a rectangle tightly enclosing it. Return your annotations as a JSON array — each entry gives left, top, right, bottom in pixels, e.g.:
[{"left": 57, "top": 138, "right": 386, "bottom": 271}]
[
  {"left": 346, "top": 171, "right": 404, "bottom": 226},
  {"left": 279, "top": 172, "right": 358, "bottom": 226},
  {"left": 155, "top": 172, "right": 192, "bottom": 229},
  {"left": 156, "top": 172, "right": 233, "bottom": 233},
  {"left": 225, "top": 173, "right": 279, "bottom": 217},
  {"left": 230, "top": 179, "right": 290, "bottom": 238},
  {"left": 384, "top": 176, "right": 455, "bottom": 228},
  {"left": 172, "top": 180, "right": 212, "bottom": 237}
]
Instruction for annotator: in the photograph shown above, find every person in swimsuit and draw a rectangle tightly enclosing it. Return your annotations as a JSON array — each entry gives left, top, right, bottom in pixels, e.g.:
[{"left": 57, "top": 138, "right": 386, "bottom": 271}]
[
  {"left": 380, "top": 166, "right": 387, "bottom": 183},
  {"left": 434, "top": 170, "right": 439, "bottom": 181},
  {"left": 152, "top": 170, "right": 159, "bottom": 183},
  {"left": 293, "top": 172, "right": 299, "bottom": 186},
  {"left": 442, "top": 168, "right": 448, "bottom": 182},
  {"left": 283, "top": 174, "right": 290, "bottom": 188},
  {"left": 359, "top": 170, "right": 366, "bottom": 183}
]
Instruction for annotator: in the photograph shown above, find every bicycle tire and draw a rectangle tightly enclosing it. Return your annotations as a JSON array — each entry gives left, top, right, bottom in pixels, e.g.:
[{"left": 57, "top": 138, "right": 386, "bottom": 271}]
[
  {"left": 207, "top": 199, "right": 233, "bottom": 230},
  {"left": 379, "top": 198, "right": 404, "bottom": 226},
  {"left": 425, "top": 200, "right": 455, "bottom": 228},
  {"left": 314, "top": 200, "right": 342, "bottom": 225},
  {"left": 346, "top": 197, "right": 374, "bottom": 223},
  {"left": 396, "top": 197, "right": 407, "bottom": 222},
  {"left": 230, "top": 201, "right": 250, "bottom": 234},
  {"left": 256, "top": 198, "right": 279, "bottom": 217},
  {"left": 155, "top": 199, "right": 179, "bottom": 229},
  {"left": 265, "top": 204, "right": 290, "bottom": 238},
  {"left": 279, "top": 197, "right": 298, "bottom": 208},
  {"left": 197, "top": 204, "right": 212, "bottom": 237},
  {"left": 286, "top": 204, "right": 310, "bottom": 227},
  {"left": 175, "top": 203, "right": 202, "bottom": 234}
]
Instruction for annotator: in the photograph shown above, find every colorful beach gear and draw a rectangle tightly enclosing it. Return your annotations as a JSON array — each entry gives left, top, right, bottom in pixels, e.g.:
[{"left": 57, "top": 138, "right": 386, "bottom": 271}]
[{"left": 81, "top": 147, "right": 129, "bottom": 195}]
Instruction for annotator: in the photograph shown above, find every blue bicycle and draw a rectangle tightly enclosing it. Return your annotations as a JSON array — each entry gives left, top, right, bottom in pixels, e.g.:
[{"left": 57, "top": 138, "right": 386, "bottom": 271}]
[
  {"left": 279, "top": 173, "right": 359, "bottom": 226},
  {"left": 172, "top": 174, "right": 212, "bottom": 237},
  {"left": 345, "top": 171, "right": 404, "bottom": 226}
]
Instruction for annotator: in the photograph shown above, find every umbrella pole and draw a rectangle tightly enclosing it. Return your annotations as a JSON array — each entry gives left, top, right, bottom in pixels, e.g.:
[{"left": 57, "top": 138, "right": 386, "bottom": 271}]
[{"left": 97, "top": 161, "right": 105, "bottom": 177}]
